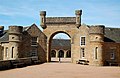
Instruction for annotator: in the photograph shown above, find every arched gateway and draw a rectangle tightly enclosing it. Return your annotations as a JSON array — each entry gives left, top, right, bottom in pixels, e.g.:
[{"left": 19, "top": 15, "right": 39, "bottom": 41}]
[{"left": 40, "top": 10, "right": 82, "bottom": 63}]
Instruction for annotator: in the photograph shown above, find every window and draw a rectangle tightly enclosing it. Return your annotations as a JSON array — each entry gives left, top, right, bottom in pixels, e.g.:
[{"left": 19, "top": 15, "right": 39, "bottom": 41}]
[
  {"left": 80, "top": 37, "right": 85, "bottom": 45},
  {"left": 5, "top": 47, "right": 8, "bottom": 57},
  {"left": 31, "top": 37, "right": 37, "bottom": 45},
  {"left": 31, "top": 47, "right": 37, "bottom": 56},
  {"left": 81, "top": 48, "right": 85, "bottom": 58},
  {"left": 11, "top": 47, "right": 14, "bottom": 58},
  {"left": 12, "top": 37, "right": 14, "bottom": 39},
  {"left": 110, "top": 52, "right": 115, "bottom": 59},
  {"left": 110, "top": 49, "right": 115, "bottom": 60},
  {"left": 94, "top": 47, "right": 98, "bottom": 59},
  {"left": 31, "top": 37, "right": 38, "bottom": 57}
]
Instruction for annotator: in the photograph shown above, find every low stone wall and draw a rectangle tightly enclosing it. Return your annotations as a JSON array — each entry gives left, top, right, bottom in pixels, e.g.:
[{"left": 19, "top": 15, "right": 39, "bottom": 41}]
[
  {"left": 0, "top": 57, "right": 41, "bottom": 70},
  {"left": 0, "top": 60, "right": 12, "bottom": 70},
  {"left": 18, "top": 58, "right": 32, "bottom": 66}
]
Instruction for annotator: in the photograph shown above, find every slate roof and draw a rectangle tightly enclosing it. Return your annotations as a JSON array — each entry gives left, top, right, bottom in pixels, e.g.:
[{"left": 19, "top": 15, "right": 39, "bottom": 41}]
[
  {"left": 104, "top": 27, "right": 120, "bottom": 42},
  {"left": 0, "top": 30, "right": 9, "bottom": 43},
  {"left": 51, "top": 39, "right": 71, "bottom": 47}
]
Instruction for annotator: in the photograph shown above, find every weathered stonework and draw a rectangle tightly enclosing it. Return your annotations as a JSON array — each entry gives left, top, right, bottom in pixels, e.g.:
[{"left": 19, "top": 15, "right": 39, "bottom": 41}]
[
  {"left": 40, "top": 10, "right": 120, "bottom": 66},
  {"left": 0, "top": 24, "right": 47, "bottom": 63},
  {"left": 0, "top": 10, "right": 120, "bottom": 66}
]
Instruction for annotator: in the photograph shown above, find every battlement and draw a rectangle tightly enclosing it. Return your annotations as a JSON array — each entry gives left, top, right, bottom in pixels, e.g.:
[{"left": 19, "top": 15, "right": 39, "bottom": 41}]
[
  {"left": 40, "top": 11, "right": 46, "bottom": 16},
  {"left": 75, "top": 10, "right": 82, "bottom": 15},
  {"left": 46, "top": 17, "right": 76, "bottom": 24},
  {"left": 89, "top": 25, "right": 105, "bottom": 34},
  {"left": 9, "top": 26, "right": 23, "bottom": 34}
]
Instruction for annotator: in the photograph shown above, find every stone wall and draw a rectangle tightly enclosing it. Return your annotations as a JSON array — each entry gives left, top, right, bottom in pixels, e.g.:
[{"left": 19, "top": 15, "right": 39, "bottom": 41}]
[
  {"left": 0, "top": 57, "right": 40, "bottom": 70},
  {"left": 103, "top": 42, "right": 120, "bottom": 65},
  {"left": 0, "top": 45, "right": 3, "bottom": 60},
  {"left": 20, "top": 24, "right": 47, "bottom": 63},
  {"left": 0, "top": 60, "right": 12, "bottom": 70},
  {"left": 46, "top": 17, "right": 76, "bottom": 24}
]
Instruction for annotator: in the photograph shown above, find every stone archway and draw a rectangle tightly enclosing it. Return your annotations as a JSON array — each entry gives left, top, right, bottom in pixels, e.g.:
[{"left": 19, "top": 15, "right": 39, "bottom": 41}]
[
  {"left": 47, "top": 31, "right": 72, "bottom": 62},
  {"left": 40, "top": 10, "right": 82, "bottom": 63},
  {"left": 58, "top": 50, "right": 64, "bottom": 58},
  {"left": 51, "top": 50, "right": 56, "bottom": 57},
  {"left": 66, "top": 50, "right": 71, "bottom": 58}
]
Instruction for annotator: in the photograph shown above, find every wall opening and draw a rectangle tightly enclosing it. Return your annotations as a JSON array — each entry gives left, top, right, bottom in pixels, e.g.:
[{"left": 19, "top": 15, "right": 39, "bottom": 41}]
[
  {"left": 11, "top": 47, "right": 14, "bottom": 58},
  {"left": 66, "top": 50, "right": 71, "bottom": 58},
  {"left": 49, "top": 32, "right": 71, "bottom": 63}
]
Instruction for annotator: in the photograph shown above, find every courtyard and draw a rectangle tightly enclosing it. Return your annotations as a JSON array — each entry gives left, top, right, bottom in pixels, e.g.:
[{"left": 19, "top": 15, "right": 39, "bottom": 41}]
[{"left": 0, "top": 62, "right": 120, "bottom": 78}]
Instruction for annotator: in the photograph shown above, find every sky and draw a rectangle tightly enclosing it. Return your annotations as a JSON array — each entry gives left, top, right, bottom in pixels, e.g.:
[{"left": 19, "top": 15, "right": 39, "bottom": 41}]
[{"left": 0, "top": 0, "right": 120, "bottom": 39}]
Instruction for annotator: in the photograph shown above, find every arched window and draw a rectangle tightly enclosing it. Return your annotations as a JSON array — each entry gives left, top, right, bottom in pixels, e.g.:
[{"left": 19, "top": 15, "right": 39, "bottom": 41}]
[
  {"left": 51, "top": 50, "right": 56, "bottom": 57},
  {"left": 95, "top": 47, "right": 98, "bottom": 59},
  {"left": 58, "top": 50, "right": 64, "bottom": 58},
  {"left": 11, "top": 47, "right": 14, "bottom": 58},
  {"left": 66, "top": 50, "right": 71, "bottom": 58}
]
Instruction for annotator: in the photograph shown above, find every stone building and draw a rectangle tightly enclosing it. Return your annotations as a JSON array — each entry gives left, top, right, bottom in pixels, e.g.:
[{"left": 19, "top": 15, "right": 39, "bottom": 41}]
[
  {"left": 0, "top": 24, "right": 47, "bottom": 63},
  {"left": 0, "top": 10, "right": 120, "bottom": 66},
  {"left": 40, "top": 10, "right": 120, "bottom": 66}
]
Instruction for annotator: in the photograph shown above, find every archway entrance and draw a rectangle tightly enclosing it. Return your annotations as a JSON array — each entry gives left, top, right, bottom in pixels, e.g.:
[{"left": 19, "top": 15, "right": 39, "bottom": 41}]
[
  {"left": 50, "top": 33, "right": 71, "bottom": 63},
  {"left": 40, "top": 10, "right": 82, "bottom": 63}
]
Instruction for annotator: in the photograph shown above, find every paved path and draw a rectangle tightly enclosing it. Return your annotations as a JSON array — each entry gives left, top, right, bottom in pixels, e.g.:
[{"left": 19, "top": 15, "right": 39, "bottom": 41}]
[{"left": 0, "top": 63, "right": 120, "bottom": 78}]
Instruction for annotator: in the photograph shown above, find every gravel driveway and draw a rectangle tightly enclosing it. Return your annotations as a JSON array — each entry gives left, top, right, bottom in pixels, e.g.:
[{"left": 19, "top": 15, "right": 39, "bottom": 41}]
[{"left": 0, "top": 63, "right": 120, "bottom": 78}]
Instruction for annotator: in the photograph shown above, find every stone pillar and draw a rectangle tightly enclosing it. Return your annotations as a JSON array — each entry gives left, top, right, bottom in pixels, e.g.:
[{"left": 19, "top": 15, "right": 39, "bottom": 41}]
[
  {"left": 56, "top": 50, "right": 58, "bottom": 58},
  {"left": 64, "top": 51, "right": 67, "bottom": 58},
  {"left": 46, "top": 43, "right": 51, "bottom": 62},
  {"left": 75, "top": 10, "right": 82, "bottom": 28},
  {"left": 40, "top": 11, "right": 46, "bottom": 29}
]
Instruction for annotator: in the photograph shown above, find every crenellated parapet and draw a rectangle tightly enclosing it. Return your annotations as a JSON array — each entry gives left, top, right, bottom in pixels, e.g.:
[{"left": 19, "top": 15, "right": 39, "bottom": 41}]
[
  {"left": 40, "top": 11, "right": 46, "bottom": 29},
  {"left": 40, "top": 10, "right": 82, "bottom": 29},
  {"left": 75, "top": 10, "right": 82, "bottom": 28},
  {"left": 9, "top": 26, "right": 23, "bottom": 35},
  {"left": 46, "top": 17, "right": 76, "bottom": 24},
  {"left": 89, "top": 25, "right": 105, "bottom": 44},
  {"left": 9, "top": 26, "right": 23, "bottom": 42}
]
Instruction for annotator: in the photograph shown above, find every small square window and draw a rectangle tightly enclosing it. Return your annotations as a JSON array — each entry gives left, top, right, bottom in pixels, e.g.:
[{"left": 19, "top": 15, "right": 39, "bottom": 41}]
[{"left": 110, "top": 49, "right": 116, "bottom": 60}]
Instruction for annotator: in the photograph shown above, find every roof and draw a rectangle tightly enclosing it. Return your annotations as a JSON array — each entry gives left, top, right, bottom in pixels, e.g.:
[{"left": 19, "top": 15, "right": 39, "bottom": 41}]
[
  {"left": 23, "top": 26, "right": 30, "bottom": 31},
  {"left": 0, "top": 30, "right": 9, "bottom": 43},
  {"left": 51, "top": 39, "right": 71, "bottom": 47},
  {"left": 104, "top": 27, "right": 120, "bottom": 42}
]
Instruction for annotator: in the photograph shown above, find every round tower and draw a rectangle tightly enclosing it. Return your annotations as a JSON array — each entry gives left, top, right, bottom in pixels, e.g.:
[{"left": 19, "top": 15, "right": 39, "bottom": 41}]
[
  {"left": 75, "top": 10, "right": 82, "bottom": 28},
  {"left": 89, "top": 25, "right": 105, "bottom": 42},
  {"left": 40, "top": 11, "right": 46, "bottom": 29},
  {"left": 8, "top": 26, "right": 23, "bottom": 59},
  {"left": 89, "top": 25, "right": 105, "bottom": 66}
]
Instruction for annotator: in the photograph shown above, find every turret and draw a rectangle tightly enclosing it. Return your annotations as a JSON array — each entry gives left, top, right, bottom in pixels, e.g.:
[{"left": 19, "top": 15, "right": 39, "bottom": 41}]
[
  {"left": 89, "top": 25, "right": 105, "bottom": 66},
  {"left": 89, "top": 25, "right": 105, "bottom": 42},
  {"left": 40, "top": 11, "right": 46, "bottom": 29},
  {"left": 75, "top": 10, "right": 82, "bottom": 28},
  {"left": 8, "top": 26, "right": 23, "bottom": 59}
]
